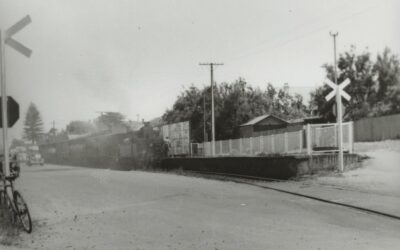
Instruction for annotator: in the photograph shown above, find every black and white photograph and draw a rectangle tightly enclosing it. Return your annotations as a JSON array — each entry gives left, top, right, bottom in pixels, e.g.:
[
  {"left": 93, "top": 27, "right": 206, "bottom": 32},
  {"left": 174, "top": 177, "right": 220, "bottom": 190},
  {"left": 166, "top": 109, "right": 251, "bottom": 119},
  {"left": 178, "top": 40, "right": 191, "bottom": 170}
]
[{"left": 0, "top": 0, "right": 399, "bottom": 249}]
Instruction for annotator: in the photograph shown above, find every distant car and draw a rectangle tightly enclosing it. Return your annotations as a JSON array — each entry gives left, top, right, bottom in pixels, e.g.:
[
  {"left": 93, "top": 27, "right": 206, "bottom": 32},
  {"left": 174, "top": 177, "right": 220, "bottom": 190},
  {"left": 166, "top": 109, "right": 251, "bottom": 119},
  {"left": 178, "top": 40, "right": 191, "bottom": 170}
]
[{"left": 27, "top": 153, "right": 45, "bottom": 166}]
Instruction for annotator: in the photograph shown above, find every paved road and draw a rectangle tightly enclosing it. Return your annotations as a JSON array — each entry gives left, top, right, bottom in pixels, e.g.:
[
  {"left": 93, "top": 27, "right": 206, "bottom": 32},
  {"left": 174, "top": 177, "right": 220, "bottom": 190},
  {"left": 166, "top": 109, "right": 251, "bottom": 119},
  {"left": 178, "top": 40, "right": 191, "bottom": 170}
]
[{"left": 6, "top": 164, "right": 400, "bottom": 249}]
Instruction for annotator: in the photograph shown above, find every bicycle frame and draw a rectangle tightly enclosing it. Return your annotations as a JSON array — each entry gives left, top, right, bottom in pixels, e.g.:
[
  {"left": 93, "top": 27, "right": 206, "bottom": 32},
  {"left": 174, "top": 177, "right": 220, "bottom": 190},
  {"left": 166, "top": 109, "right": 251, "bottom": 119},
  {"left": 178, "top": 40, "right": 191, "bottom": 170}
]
[
  {"left": 1, "top": 177, "right": 17, "bottom": 212},
  {"left": 0, "top": 173, "right": 33, "bottom": 233},
  {"left": 0, "top": 155, "right": 32, "bottom": 233}
]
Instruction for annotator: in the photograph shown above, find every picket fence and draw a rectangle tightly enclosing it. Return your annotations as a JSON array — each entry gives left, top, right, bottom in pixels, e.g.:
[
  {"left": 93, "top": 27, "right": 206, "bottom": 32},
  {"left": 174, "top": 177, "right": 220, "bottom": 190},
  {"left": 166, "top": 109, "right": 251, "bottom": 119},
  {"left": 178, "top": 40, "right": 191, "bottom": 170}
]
[{"left": 190, "top": 122, "right": 354, "bottom": 157}]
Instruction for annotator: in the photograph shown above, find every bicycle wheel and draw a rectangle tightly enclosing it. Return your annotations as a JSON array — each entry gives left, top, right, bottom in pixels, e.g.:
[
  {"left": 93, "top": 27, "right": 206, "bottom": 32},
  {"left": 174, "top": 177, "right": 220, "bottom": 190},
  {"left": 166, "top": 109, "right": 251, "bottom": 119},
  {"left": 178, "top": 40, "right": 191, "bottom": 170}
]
[{"left": 13, "top": 191, "right": 32, "bottom": 233}]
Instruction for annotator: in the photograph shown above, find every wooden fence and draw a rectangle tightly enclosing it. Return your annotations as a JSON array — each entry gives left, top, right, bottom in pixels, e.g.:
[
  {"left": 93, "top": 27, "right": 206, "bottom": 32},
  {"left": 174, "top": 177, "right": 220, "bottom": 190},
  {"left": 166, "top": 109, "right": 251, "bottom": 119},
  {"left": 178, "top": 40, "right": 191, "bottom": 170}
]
[{"left": 354, "top": 113, "right": 400, "bottom": 142}]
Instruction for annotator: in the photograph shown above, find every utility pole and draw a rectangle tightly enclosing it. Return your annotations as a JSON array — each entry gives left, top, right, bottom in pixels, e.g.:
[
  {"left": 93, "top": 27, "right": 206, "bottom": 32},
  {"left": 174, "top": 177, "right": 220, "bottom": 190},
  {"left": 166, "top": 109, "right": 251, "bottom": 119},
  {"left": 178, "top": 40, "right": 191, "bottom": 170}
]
[
  {"left": 50, "top": 120, "right": 56, "bottom": 135},
  {"left": 330, "top": 32, "right": 344, "bottom": 172},
  {"left": 199, "top": 62, "right": 223, "bottom": 156},
  {"left": 203, "top": 92, "right": 206, "bottom": 143}
]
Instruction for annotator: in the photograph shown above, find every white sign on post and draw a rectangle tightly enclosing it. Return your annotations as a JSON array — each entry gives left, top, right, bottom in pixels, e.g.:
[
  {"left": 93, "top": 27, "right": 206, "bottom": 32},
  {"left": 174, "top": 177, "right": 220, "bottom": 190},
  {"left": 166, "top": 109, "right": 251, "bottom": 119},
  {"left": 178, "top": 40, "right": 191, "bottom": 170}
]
[
  {"left": 325, "top": 78, "right": 351, "bottom": 102},
  {"left": 5, "top": 15, "right": 32, "bottom": 58},
  {"left": 324, "top": 77, "right": 351, "bottom": 172}
]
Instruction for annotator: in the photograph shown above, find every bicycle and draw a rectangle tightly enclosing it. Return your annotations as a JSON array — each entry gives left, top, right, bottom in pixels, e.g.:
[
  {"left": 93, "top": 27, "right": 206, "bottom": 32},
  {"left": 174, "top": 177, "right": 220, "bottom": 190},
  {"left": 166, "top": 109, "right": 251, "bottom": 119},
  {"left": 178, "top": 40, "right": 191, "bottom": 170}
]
[{"left": 0, "top": 159, "right": 32, "bottom": 233}]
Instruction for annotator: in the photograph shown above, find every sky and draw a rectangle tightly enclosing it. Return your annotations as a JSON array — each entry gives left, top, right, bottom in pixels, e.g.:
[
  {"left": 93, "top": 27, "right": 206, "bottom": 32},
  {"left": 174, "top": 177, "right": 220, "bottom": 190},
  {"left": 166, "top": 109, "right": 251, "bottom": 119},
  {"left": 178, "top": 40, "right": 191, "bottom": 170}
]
[{"left": 0, "top": 0, "right": 399, "bottom": 140}]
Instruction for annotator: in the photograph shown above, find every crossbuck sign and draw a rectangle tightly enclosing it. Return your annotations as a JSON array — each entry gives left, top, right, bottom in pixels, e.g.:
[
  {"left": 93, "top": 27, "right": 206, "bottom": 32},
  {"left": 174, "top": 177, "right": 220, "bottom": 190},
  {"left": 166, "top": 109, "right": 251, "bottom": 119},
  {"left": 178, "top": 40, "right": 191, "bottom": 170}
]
[
  {"left": 324, "top": 78, "right": 351, "bottom": 102},
  {"left": 4, "top": 15, "right": 32, "bottom": 57}
]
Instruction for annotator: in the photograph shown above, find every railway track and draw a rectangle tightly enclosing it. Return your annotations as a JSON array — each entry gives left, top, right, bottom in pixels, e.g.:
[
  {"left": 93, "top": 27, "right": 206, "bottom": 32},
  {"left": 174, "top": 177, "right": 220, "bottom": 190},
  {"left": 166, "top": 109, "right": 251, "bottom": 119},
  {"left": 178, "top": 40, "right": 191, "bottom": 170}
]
[{"left": 185, "top": 170, "right": 400, "bottom": 221}]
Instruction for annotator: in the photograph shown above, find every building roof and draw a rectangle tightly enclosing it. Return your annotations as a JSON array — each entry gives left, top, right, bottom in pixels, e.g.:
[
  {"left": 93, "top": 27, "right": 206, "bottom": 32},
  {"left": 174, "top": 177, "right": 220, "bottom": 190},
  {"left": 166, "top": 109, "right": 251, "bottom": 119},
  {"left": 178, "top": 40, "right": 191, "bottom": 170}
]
[
  {"left": 240, "top": 114, "right": 288, "bottom": 127},
  {"left": 240, "top": 114, "right": 325, "bottom": 127},
  {"left": 287, "top": 118, "right": 304, "bottom": 124},
  {"left": 287, "top": 116, "right": 325, "bottom": 124},
  {"left": 304, "top": 115, "right": 324, "bottom": 121}
]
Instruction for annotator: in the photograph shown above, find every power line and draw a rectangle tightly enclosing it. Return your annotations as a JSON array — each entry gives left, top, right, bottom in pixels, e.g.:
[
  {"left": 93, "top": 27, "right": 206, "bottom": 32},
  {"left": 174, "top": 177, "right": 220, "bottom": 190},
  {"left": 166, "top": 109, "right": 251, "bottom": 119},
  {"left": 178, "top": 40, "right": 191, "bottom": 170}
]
[{"left": 225, "top": 3, "right": 381, "bottom": 63}]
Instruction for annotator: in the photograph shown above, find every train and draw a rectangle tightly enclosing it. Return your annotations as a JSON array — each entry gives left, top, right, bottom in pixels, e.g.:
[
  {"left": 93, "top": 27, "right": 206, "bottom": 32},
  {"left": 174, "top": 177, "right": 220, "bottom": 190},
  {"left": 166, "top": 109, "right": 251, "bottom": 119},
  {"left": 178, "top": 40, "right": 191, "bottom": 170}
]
[{"left": 39, "top": 123, "right": 168, "bottom": 170}]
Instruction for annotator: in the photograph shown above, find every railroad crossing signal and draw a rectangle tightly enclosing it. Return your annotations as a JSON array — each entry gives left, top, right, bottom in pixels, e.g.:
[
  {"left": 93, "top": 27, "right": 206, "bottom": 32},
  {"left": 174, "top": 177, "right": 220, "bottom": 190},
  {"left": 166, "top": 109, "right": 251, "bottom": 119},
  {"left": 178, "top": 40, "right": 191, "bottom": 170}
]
[
  {"left": 0, "top": 96, "right": 19, "bottom": 128},
  {"left": 4, "top": 15, "right": 32, "bottom": 57},
  {"left": 324, "top": 76, "right": 351, "bottom": 173},
  {"left": 325, "top": 78, "right": 351, "bottom": 102},
  {"left": 1, "top": 15, "right": 32, "bottom": 178}
]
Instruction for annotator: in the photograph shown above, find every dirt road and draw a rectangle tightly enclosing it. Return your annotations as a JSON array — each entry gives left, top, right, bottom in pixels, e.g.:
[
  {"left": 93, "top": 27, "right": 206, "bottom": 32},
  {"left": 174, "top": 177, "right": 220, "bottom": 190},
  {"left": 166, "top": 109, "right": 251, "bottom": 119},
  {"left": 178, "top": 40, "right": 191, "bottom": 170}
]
[{"left": 3, "top": 164, "right": 400, "bottom": 249}]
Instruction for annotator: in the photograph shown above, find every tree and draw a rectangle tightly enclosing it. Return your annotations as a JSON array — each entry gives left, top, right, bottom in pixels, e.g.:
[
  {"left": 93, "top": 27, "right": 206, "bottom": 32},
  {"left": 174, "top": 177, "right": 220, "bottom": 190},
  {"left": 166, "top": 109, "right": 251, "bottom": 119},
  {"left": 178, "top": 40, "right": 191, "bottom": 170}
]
[
  {"left": 66, "top": 120, "right": 95, "bottom": 134},
  {"left": 216, "top": 78, "right": 273, "bottom": 139},
  {"left": 48, "top": 127, "right": 57, "bottom": 136},
  {"left": 271, "top": 84, "right": 307, "bottom": 119},
  {"left": 163, "top": 78, "right": 308, "bottom": 141},
  {"left": 163, "top": 85, "right": 205, "bottom": 141},
  {"left": 23, "top": 103, "right": 44, "bottom": 143},
  {"left": 310, "top": 47, "right": 400, "bottom": 121},
  {"left": 372, "top": 48, "right": 400, "bottom": 114},
  {"left": 95, "top": 112, "right": 125, "bottom": 131}
]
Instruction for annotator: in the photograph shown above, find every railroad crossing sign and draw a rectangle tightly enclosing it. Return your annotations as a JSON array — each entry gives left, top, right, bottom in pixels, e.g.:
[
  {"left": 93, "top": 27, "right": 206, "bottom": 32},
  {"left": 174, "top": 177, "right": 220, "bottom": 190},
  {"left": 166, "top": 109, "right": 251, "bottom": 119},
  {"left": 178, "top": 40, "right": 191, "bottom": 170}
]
[
  {"left": 324, "top": 75, "right": 351, "bottom": 173},
  {"left": 325, "top": 78, "right": 351, "bottom": 102},
  {"left": 0, "top": 97, "right": 19, "bottom": 128},
  {"left": 1, "top": 15, "right": 32, "bottom": 178},
  {"left": 4, "top": 15, "right": 32, "bottom": 57}
]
